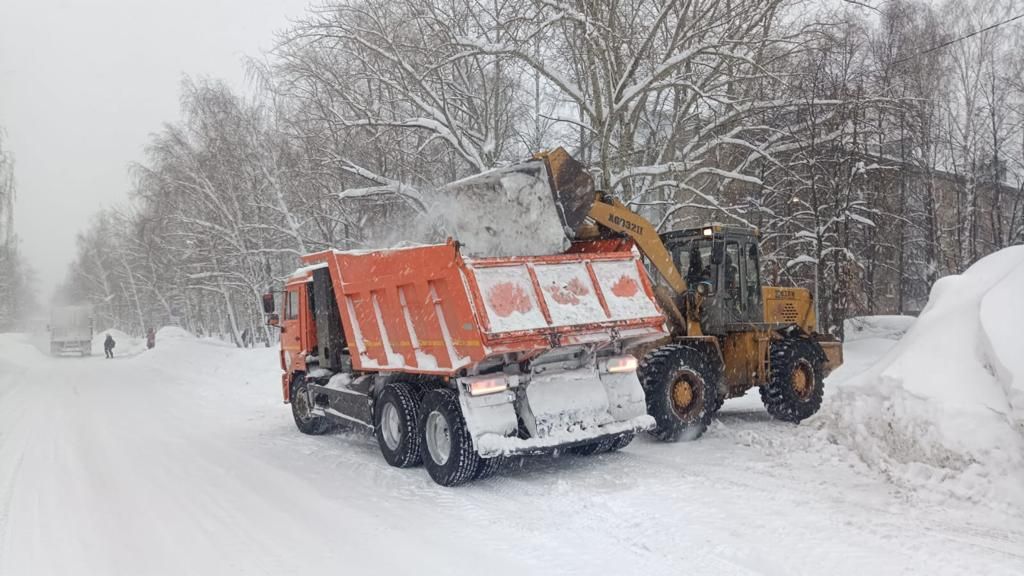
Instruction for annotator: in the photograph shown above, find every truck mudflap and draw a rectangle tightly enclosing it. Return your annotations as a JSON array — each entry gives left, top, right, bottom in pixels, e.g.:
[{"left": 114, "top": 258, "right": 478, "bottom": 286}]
[{"left": 457, "top": 367, "right": 655, "bottom": 458}]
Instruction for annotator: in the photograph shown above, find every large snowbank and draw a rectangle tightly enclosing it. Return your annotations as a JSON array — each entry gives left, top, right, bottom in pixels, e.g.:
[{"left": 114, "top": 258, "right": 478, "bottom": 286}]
[{"left": 824, "top": 246, "right": 1024, "bottom": 507}]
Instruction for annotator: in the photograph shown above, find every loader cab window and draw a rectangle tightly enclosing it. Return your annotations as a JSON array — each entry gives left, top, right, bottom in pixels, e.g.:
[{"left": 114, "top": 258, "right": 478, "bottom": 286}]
[
  {"left": 744, "top": 242, "right": 762, "bottom": 311},
  {"left": 724, "top": 241, "right": 741, "bottom": 302},
  {"left": 674, "top": 240, "right": 714, "bottom": 287},
  {"left": 285, "top": 289, "right": 300, "bottom": 321}
]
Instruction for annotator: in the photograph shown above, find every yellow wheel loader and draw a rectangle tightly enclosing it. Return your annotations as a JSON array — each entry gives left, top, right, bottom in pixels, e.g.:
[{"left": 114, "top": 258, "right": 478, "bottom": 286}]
[{"left": 438, "top": 147, "right": 843, "bottom": 441}]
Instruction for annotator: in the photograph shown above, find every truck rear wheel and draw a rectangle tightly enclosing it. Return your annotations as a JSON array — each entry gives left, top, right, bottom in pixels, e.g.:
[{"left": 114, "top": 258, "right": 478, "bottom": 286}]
[
  {"left": 570, "top": 437, "right": 615, "bottom": 456},
  {"left": 762, "top": 336, "right": 825, "bottom": 423},
  {"left": 473, "top": 456, "right": 504, "bottom": 481},
  {"left": 291, "top": 377, "right": 332, "bottom": 435},
  {"left": 419, "top": 389, "right": 481, "bottom": 487},
  {"left": 639, "top": 344, "right": 721, "bottom": 442},
  {"left": 608, "top": 432, "right": 634, "bottom": 452},
  {"left": 374, "top": 382, "right": 423, "bottom": 468}
]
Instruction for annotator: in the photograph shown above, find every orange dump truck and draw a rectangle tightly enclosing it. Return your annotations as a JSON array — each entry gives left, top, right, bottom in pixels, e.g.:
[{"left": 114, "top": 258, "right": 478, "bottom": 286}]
[{"left": 264, "top": 240, "right": 666, "bottom": 486}]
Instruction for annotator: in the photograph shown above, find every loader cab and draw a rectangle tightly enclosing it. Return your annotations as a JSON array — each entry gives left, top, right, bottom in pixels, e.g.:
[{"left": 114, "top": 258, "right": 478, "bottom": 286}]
[{"left": 661, "top": 225, "right": 764, "bottom": 333}]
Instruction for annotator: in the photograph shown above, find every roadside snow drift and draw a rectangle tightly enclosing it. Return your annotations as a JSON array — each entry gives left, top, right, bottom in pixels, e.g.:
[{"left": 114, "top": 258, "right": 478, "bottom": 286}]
[{"left": 824, "top": 246, "right": 1024, "bottom": 506}]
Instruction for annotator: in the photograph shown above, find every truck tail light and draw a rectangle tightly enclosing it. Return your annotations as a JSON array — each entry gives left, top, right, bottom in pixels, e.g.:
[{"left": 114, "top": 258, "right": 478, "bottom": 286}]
[
  {"left": 465, "top": 375, "right": 509, "bottom": 396},
  {"left": 603, "top": 355, "right": 638, "bottom": 374}
]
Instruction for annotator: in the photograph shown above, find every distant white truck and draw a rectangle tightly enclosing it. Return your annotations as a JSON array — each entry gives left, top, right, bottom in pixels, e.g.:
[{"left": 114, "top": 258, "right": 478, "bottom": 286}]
[{"left": 49, "top": 305, "right": 95, "bottom": 356}]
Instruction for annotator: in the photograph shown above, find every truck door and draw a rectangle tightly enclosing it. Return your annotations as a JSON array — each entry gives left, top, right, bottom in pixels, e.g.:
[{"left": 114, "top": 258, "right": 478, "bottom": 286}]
[{"left": 281, "top": 286, "right": 303, "bottom": 372}]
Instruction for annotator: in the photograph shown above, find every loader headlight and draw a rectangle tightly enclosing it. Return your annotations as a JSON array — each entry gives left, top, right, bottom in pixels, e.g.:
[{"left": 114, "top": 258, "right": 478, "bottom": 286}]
[
  {"left": 601, "top": 355, "right": 638, "bottom": 374},
  {"left": 464, "top": 374, "right": 510, "bottom": 396}
]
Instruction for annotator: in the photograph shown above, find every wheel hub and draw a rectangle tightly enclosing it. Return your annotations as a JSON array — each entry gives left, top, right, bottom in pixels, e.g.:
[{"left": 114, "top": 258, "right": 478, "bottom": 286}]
[
  {"left": 293, "top": 386, "right": 313, "bottom": 422},
  {"left": 670, "top": 372, "right": 702, "bottom": 420},
  {"left": 791, "top": 360, "right": 814, "bottom": 400},
  {"left": 381, "top": 402, "right": 402, "bottom": 451},
  {"left": 425, "top": 411, "right": 451, "bottom": 466}
]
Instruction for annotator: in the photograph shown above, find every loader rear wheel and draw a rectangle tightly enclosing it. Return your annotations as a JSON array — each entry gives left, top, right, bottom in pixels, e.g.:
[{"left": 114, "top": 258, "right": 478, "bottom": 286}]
[
  {"left": 762, "top": 336, "right": 825, "bottom": 423},
  {"left": 420, "top": 389, "right": 481, "bottom": 487},
  {"left": 291, "top": 378, "right": 332, "bottom": 436},
  {"left": 375, "top": 382, "right": 423, "bottom": 468},
  {"left": 639, "top": 344, "right": 721, "bottom": 442}
]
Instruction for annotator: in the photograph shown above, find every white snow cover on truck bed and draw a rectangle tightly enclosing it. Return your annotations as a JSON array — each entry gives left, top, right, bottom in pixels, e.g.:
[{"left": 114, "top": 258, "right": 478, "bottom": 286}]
[{"left": 823, "top": 246, "right": 1024, "bottom": 507}]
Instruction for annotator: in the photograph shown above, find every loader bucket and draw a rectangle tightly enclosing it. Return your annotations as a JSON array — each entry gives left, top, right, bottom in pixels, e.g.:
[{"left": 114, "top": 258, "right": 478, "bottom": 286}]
[{"left": 429, "top": 148, "right": 595, "bottom": 258}]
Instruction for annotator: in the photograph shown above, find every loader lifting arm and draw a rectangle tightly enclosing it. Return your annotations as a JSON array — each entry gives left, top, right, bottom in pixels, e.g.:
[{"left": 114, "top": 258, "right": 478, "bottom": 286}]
[{"left": 535, "top": 148, "right": 703, "bottom": 336}]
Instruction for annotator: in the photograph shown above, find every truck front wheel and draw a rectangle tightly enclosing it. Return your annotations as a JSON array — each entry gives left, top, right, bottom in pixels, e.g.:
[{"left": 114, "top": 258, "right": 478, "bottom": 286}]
[
  {"left": 419, "top": 389, "right": 481, "bottom": 487},
  {"left": 291, "top": 377, "right": 332, "bottom": 435},
  {"left": 374, "top": 382, "right": 423, "bottom": 468}
]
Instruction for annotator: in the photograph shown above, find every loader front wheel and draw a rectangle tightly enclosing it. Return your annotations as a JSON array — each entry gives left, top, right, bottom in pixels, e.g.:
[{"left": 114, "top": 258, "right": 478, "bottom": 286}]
[
  {"left": 762, "top": 336, "right": 825, "bottom": 423},
  {"left": 640, "top": 344, "right": 721, "bottom": 442},
  {"left": 420, "top": 389, "right": 481, "bottom": 487},
  {"left": 375, "top": 382, "right": 423, "bottom": 468},
  {"left": 291, "top": 377, "right": 332, "bottom": 436}
]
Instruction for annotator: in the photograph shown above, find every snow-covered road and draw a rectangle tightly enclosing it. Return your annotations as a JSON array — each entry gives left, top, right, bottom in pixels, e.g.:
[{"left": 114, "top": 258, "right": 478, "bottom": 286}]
[{"left": 1, "top": 330, "right": 1022, "bottom": 576}]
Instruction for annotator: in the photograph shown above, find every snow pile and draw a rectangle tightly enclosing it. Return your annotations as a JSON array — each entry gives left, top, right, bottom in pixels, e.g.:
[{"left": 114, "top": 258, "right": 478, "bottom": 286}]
[
  {"left": 92, "top": 328, "right": 147, "bottom": 357},
  {"left": 844, "top": 315, "right": 916, "bottom": 342},
  {"left": 155, "top": 326, "right": 193, "bottom": 340},
  {"left": 368, "top": 161, "right": 572, "bottom": 257},
  {"left": 824, "top": 246, "right": 1024, "bottom": 506}
]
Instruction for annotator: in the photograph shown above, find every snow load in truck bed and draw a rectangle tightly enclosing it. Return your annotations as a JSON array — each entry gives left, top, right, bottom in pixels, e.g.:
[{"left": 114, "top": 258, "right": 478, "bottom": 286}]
[{"left": 823, "top": 246, "right": 1024, "bottom": 507}]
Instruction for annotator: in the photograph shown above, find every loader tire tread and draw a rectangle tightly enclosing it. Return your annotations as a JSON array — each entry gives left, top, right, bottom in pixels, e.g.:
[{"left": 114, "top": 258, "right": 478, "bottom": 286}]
[
  {"left": 639, "top": 343, "right": 721, "bottom": 442},
  {"left": 761, "top": 335, "right": 825, "bottom": 423}
]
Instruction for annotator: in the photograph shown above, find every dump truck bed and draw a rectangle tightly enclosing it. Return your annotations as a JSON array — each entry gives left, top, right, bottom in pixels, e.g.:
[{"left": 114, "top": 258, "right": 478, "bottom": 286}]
[{"left": 297, "top": 241, "right": 666, "bottom": 374}]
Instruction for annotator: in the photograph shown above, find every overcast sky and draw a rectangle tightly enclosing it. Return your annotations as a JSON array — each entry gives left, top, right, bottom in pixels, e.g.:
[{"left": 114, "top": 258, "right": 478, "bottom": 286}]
[{"left": 0, "top": 0, "right": 311, "bottom": 296}]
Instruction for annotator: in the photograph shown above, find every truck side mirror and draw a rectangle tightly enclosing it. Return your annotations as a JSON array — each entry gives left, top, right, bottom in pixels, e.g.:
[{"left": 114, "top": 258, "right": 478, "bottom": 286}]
[
  {"left": 262, "top": 292, "right": 275, "bottom": 314},
  {"left": 266, "top": 313, "right": 280, "bottom": 327},
  {"left": 710, "top": 240, "right": 724, "bottom": 265}
]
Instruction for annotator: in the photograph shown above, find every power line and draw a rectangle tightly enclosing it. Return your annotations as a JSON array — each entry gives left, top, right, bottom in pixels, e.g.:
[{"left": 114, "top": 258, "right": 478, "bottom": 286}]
[{"left": 894, "top": 12, "right": 1024, "bottom": 65}]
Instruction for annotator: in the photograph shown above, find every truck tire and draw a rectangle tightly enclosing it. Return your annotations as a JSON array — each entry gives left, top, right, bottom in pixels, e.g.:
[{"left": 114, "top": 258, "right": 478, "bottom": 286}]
[
  {"left": 639, "top": 344, "right": 721, "bottom": 442},
  {"left": 291, "top": 377, "right": 333, "bottom": 435},
  {"left": 473, "top": 456, "right": 504, "bottom": 481},
  {"left": 608, "top": 432, "right": 634, "bottom": 452},
  {"left": 419, "top": 388, "right": 481, "bottom": 487},
  {"left": 762, "top": 336, "right": 825, "bottom": 423},
  {"left": 570, "top": 437, "right": 615, "bottom": 456},
  {"left": 374, "top": 382, "right": 423, "bottom": 468}
]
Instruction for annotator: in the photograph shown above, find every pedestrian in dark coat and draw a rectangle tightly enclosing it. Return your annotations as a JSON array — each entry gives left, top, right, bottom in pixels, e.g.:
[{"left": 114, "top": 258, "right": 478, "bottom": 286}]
[{"left": 104, "top": 333, "right": 116, "bottom": 359}]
